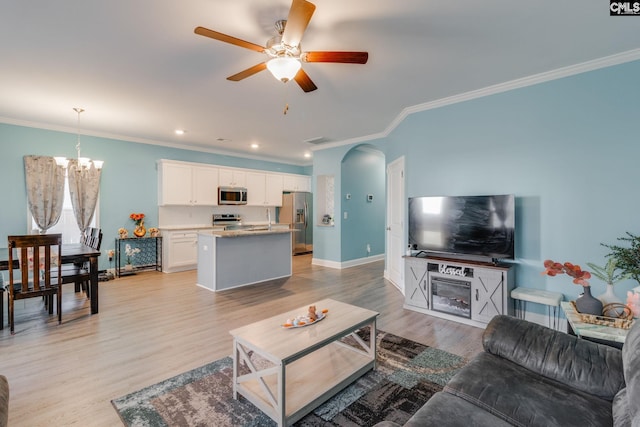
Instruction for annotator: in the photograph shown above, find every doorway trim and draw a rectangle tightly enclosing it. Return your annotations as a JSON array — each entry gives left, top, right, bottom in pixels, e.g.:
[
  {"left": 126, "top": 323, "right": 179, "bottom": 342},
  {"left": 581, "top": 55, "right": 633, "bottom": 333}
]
[{"left": 384, "top": 156, "right": 405, "bottom": 292}]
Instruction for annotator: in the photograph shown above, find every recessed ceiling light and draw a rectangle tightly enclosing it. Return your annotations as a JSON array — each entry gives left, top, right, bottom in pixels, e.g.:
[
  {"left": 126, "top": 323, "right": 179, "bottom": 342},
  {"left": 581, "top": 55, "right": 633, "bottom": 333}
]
[
  {"left": 175, "top": 129, "right": 186, "bottom": 135},
  {"left": 251, "top": 143, "right": 259, "bottom": 149},
  {"left": 304, "top": 152, "right": 311, "bottom": 158}
]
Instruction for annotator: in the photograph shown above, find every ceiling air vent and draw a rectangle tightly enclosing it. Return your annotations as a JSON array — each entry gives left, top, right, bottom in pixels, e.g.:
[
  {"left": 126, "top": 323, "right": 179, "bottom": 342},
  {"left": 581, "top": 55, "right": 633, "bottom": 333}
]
[{"left": 303, "top": 136, "right": 331, "bottom": 145}]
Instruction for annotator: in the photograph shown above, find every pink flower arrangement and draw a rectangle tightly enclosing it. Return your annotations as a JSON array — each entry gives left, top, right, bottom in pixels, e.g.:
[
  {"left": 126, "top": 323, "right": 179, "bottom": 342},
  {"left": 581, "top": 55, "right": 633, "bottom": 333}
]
[
  {"left": 130, "top": 213, "right": 145, "bottom": 225},
  {"left": 541, "top": 260, "right": 592, "bottom": 287}
]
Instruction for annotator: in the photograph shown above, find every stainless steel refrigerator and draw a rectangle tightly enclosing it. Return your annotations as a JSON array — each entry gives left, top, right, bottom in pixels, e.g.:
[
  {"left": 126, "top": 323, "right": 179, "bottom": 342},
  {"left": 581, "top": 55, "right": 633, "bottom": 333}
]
[{"left": 280, "top": 192, "right": 313, "bottom": 255}]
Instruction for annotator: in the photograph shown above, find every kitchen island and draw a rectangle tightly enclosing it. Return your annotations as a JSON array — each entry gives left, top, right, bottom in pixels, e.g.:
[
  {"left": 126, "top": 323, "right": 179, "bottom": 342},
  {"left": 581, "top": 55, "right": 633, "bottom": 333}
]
[{"left": 197, "top": 228, "right": 294, "bottom": 291}]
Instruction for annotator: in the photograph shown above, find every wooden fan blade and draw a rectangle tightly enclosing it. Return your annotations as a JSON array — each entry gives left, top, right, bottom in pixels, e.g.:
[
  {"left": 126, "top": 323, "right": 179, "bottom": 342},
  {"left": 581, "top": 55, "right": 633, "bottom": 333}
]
[
  {"left": 294, "top": 68, "right": 317, "bottom": 92},
  {"left": 227, "top": 62, "right": 267, "bottom": 81},
  {"left": 194, "top": 26, "right": 265, "bottom": 53},
  {"left": 303, "top": 51, "right": 369, "bottom": 64},
  {"left": 281, "top": 0, "right": 316, "bottom": 47}
]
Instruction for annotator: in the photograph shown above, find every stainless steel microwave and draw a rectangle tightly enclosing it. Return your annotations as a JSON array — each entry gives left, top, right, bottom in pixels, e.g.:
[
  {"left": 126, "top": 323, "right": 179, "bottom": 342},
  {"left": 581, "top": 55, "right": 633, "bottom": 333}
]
[{"left": 218, "top": 186, "right": 247, "bottom": 205}]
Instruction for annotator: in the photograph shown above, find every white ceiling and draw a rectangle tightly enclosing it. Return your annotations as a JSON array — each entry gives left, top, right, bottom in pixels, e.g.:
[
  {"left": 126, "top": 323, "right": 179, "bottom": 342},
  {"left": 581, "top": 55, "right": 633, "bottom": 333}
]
[{"left": 1, "top": 1, "right": 639, "bottom": 165}]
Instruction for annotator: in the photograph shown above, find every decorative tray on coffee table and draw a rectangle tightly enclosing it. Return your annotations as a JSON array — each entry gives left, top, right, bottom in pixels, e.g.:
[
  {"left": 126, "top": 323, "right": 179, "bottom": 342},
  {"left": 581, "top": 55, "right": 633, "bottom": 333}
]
[{"left": 282, "top": 309, "right": 328, "bottom": 329}]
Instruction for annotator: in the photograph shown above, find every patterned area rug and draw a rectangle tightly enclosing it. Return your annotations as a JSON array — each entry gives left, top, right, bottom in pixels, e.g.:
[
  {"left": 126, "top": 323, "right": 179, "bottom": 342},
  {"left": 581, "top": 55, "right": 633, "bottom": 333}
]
[{"left": 112, "top": 328, "right": 466, "bottom": 426}]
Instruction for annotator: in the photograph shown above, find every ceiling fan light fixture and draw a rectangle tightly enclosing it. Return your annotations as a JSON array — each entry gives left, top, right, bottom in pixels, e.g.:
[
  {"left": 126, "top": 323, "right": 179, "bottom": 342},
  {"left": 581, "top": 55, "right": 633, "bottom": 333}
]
[{"left": 267, "top": 57, "right": 301, "bottom": 83}]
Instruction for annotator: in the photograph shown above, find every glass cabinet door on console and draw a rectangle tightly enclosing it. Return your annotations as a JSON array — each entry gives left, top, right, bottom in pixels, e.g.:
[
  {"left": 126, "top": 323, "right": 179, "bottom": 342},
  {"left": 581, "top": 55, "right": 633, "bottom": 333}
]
[{"left": 404, "top": 257, "right": 429, "bottom": 310}]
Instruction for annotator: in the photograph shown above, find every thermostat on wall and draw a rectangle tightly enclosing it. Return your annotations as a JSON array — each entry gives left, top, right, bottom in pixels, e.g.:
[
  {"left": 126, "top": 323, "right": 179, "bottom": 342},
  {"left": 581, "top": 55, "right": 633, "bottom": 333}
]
[{"left": 367, "top": 194, "right": 373, "bottom": 202}]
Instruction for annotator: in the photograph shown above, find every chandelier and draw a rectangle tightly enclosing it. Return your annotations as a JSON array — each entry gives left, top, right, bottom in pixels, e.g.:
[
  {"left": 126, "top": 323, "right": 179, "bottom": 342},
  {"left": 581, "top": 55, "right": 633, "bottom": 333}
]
[{"left": 55, "top": 108, "right": 104, "bottom": 170}]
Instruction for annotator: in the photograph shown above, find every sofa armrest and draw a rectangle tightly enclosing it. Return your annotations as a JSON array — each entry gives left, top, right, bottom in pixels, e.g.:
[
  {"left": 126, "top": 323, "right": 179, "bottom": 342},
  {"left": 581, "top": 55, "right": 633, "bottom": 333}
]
[{"left": 482, "top": 315, "right": 624, "bottom": 400}]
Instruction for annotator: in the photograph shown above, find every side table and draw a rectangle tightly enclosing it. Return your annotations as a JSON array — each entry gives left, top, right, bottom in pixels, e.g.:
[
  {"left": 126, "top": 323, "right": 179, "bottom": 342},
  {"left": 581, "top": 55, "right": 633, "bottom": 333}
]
[
  {"left": 115, "top": 237, "right": 163, "bottom": 277},
  {"left": 561, "top": 301, "right": 629, "bottom": 349},
  {"left": 511, "top": 287, "right": 563, "bottom": 330}
]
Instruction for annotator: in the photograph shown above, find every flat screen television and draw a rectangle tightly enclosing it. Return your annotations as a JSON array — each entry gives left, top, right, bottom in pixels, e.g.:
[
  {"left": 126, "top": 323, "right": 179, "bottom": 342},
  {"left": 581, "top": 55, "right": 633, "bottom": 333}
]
[{"left": 408, "top": 194, "right": 515, "bottom": 260}]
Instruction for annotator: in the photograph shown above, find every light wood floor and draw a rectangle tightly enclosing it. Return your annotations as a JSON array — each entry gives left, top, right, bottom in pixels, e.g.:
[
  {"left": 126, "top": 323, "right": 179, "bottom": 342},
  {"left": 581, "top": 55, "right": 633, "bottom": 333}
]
[{"left": 0, "top": 255, "right": 484, "bottom": 426}]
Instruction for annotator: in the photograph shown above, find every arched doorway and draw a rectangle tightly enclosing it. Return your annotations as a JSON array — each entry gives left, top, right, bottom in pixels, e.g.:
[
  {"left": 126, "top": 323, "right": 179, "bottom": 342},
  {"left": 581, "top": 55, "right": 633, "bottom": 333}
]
[{"left": 340, "top": 145, "right": 385, "bottom": 263}]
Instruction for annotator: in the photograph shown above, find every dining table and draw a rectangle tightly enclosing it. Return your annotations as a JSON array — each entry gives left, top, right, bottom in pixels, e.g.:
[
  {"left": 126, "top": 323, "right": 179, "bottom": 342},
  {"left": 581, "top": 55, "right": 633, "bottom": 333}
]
[{"left": 0, "top": 243, "right": 101, "bottom": 315}]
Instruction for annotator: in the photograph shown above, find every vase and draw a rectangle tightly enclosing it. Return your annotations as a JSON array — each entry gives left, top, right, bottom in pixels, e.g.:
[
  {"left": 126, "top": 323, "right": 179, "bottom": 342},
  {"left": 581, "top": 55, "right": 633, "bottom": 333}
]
[
  {"left": 596, "top": 283, "right": 621, "bottom": 306},
  {"left": 133, "top": 221, "right": 146, "bottom": 238},
  {"left": 575, "top": 286, "right": 604, "bottom": 316},
  {"left": 125, "top": 263, "right": 133, "bottom": 272}
]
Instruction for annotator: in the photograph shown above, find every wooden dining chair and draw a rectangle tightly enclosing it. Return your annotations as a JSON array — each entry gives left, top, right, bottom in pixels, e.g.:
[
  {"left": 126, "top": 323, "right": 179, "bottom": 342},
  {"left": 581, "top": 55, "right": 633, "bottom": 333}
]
[
  {"left": 59, "top": 228, "right": 102, "bottom": 298},
  {"left": 7, "top": 234, "right": 63, "bottom": 334}
]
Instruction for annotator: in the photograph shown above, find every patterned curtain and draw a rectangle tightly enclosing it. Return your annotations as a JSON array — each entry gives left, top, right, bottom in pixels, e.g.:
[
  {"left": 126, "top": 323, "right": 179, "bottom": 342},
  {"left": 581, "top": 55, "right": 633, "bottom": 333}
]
[
  {"left": 24, "top": 155, "right": 66, "bottom": 233},
  {"left": 68, "top": 159, "right": 102, "bottom": 239}
]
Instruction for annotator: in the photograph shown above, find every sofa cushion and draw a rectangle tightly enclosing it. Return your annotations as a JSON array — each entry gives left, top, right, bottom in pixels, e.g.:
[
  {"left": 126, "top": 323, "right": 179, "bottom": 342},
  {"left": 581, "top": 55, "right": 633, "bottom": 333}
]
[
  {"left": 403, "top": 391, "right": 513, "bottom": 427},
  {"left": 444, "top": 352, "right": 613, "bottom": 427},
  {"left": 621, "top": 320, "right": 640, "bottom": 426},
  {"left": 483, "top": 315, "right": 624, "bottom": 400}
]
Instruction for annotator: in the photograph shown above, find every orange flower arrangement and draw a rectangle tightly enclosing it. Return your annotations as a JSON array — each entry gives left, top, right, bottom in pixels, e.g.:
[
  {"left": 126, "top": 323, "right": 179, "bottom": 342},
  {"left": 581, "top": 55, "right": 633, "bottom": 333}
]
[
  {"left": 130, "top": 212, "right": 145, "bottom": 226},
  {"left": 541, "top": 260, "right": 591, "bottom": 286}
]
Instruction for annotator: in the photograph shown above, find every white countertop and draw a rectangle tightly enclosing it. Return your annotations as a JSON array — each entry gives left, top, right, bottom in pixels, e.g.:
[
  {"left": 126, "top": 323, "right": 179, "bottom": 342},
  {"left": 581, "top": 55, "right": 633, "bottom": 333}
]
[
  {"left": 160, "top": 222, "right": 290, "bottom": 231},
  {"left": 201, "top": 229, "right": 294, "bottom": 238},
  {"left": 159, "top": 225, "right": 222, "bottom": 231}
]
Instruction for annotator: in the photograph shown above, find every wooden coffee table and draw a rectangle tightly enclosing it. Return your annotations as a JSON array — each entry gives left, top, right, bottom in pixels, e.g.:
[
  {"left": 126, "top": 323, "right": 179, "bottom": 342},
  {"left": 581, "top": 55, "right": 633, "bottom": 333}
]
[{"left": 229, "top": 298, "right": 379, "bottom": 426}]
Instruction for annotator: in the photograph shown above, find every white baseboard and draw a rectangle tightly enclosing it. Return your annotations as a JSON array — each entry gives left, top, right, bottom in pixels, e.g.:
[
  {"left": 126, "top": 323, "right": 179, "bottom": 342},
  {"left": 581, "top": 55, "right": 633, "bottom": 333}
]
[
  {"left": 383, "top": 270, "right": 402, "bottom": 291},
  {"left": 519, "top": 309, "right": 567, "bottom": 331},
  {"left": 312, "top": 254, "right": 384, "bottom": 269}
]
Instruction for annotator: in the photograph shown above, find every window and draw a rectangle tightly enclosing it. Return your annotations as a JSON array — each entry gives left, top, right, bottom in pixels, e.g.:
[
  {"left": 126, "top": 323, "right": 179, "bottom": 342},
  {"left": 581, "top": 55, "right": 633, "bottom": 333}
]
[{"left": 28, "top": 175, "right": 99, "bottom": 243}]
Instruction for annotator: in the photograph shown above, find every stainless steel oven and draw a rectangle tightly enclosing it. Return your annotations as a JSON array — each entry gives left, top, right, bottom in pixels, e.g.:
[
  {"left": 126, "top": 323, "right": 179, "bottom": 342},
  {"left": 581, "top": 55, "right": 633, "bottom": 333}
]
[{"left": 218, "top": 186, "right": 247, "bottom": 205}]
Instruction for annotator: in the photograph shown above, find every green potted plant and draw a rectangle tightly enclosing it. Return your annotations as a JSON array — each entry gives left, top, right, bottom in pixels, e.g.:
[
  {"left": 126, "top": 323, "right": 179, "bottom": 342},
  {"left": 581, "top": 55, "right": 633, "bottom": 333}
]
[
  {"left": 586, "top": 259, "right": 629, "bottom": 305},
  {"left": 603, "top": 232, "right": 640, "bottom": 285}
]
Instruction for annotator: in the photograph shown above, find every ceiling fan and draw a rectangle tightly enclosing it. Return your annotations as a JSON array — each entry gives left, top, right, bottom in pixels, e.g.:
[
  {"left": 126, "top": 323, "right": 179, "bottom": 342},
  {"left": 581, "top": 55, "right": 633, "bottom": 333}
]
[{"left": 194, "top": 0, "right": 368, "bottom": 93}]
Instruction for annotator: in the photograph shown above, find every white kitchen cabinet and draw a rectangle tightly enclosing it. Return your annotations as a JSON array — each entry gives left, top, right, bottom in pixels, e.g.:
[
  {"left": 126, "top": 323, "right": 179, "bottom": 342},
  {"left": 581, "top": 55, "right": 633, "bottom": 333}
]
[
  {"left": 158, "top": 160, "right": 218, "bottom": 206},
  {"left": 162, "top": 229, "right": 200, "bottom": 272},
  {"left": 246, "top": 172, "right": 267, "bottom": 206},
  {"left": 282, "top": 174, "right": 311, "bottom": 192},
  {"left": 265, "top": 174, "right": 284, "bottom": 206},
  {"left": 192, "top": 165, "right": 219, "bottom": 205},
  {"left": 246, "top": 172, "right": 283, "bottom": 206},
  {"left": 404, "top": 256, "right": 514, "bottom": 328},
  {"left": 159, "top": 161, "right": 192, "bottom": 205},
  {"left": 219, "top": 168, "right": 247, "bottom": 187}
]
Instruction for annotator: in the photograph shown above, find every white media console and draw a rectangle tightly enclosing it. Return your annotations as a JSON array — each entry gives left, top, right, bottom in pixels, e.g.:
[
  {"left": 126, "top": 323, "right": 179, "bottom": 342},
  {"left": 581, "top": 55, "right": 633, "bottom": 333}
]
[{"left": 404, "top": 255, "right": 515, "bottom": 328}]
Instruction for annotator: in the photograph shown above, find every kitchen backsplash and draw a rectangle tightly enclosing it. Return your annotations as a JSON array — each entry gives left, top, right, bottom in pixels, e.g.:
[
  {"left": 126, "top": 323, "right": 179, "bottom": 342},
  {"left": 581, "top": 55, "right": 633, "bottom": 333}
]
[{"left": 159, "top": 205, "right": 280, "bottom": 228}]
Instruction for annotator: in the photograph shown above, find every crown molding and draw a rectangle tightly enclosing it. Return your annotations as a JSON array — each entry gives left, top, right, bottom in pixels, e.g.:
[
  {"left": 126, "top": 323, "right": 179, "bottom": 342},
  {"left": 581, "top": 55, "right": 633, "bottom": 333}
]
[
  {"left": 0, "top": 117, "right": 311, "bottom": 167},
  {"left": 318, "top": 48, "right": 640, "bottom": 153}
]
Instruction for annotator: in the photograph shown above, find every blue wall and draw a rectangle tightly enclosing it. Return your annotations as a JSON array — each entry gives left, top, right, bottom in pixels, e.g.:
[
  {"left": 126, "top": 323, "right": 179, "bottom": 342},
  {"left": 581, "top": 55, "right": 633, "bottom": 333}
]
[
  {"left": 0, "top": 123, "right": 307, "bottom": 268},
  {"left": 314, "top": 58, "right": 640, "bottom": 303},
  {"left": 341, "top": 145, "right": 386, "bottom": 261}
]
